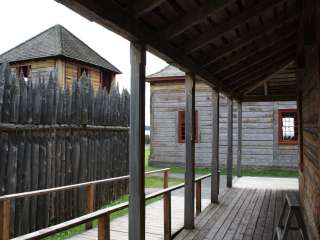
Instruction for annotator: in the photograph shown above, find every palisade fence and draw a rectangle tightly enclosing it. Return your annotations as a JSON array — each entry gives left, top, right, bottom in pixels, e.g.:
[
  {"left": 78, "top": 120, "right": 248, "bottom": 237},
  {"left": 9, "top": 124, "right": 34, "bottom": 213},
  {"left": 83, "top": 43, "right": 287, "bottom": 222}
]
[{"left": 0, "top": 63, "right": 130, "bottom": 237}]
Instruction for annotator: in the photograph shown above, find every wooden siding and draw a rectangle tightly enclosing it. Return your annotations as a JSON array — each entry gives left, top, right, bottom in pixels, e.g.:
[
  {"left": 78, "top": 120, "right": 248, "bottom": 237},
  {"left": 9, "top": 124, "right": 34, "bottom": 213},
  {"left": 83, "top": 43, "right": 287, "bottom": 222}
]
[{"left": 149, "top": 81, "right": 298, "bottom": 169}]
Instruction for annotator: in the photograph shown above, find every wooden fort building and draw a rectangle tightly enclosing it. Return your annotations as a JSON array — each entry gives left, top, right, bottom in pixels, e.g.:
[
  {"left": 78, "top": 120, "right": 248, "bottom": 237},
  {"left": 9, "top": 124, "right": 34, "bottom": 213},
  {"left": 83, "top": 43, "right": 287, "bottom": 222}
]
[{"left": 0, "top": 24, "right": 121, "bottom": 91}]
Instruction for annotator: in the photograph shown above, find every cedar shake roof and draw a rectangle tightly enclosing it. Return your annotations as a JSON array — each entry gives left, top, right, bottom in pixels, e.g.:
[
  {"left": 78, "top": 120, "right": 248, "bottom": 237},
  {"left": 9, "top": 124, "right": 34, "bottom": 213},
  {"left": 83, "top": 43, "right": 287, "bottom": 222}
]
[
  {"left": 0, "top": 24, "right": 121, "bottom": 74},
  {"left": 147, "top": 65, "right": 185, "bottom": 80}
]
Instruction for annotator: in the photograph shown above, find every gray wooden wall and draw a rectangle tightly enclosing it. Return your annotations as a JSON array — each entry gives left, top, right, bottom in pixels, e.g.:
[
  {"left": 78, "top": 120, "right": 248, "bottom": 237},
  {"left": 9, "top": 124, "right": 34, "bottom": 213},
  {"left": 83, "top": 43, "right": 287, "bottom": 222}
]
[{"left": 149, "top": 81, "right": 298, "bottom": 169}]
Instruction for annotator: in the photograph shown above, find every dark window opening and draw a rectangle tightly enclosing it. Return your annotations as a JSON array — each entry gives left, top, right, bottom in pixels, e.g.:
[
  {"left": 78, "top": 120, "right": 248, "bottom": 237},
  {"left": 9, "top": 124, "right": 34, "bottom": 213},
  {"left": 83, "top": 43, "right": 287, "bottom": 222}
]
[
  {"left": 177, "top": 110, "right": 199, "bottom": 143},
  {"left": 278, "top": 109, "right": 298, "bottom": 144},
  {"left": 101, "top": 71, "right": 112, "bottom": 91},
  {"left": 17, "top": 65, "right": 31, "bottom": 81},
  {"left": 77, "top": 65, "right": 90, "bottom": 79}
]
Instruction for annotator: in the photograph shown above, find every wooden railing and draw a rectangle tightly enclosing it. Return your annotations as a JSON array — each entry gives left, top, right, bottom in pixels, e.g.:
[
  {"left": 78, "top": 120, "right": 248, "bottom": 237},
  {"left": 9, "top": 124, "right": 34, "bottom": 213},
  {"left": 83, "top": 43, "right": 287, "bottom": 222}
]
[{"left": 0, "top": 168, "right": 170, "bottom": 240}]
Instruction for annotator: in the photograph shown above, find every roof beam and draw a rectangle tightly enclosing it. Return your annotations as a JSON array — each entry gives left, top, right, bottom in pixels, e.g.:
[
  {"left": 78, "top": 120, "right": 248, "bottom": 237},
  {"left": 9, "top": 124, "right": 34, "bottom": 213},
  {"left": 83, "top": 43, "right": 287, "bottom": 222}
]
[
  {"left": 236, "top": 57, "right": 295, "bottom": 93},
  {"left": 243, "top": 61, "right": 294, "bottom": 95},
  {"left": 133, "top": 0, "right": 166, "bottom": 18},
  {"left": 219, "top": 39, "right": 296, "bottom": 81},
  {"left": 55, "top": 0, "right": 237, "bottom": 98},
  {"left": 161, "top": 0, "right": 236, "bottom": 40},
  {"left": 201, "top": 10, "right": 299, "bottom": 66},
  {"left": 207, "top": 26, "right": 297, "bottom": 71},
  {"left": 184, "top": 0, "right": 287, "bottom": 54},
  {"left": 264, "top": 81, "right": 268, "bottom": 96}
]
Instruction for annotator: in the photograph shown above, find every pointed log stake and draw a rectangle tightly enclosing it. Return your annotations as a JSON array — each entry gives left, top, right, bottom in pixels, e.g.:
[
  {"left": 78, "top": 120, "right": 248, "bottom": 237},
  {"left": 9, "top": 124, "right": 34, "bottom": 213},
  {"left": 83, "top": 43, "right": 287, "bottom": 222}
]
[
  {"left": 129, "top": 41, "right": 146, "bottom": 240},
  {"left": 184, "top": 73, "right": 195, "bottom": 229}
]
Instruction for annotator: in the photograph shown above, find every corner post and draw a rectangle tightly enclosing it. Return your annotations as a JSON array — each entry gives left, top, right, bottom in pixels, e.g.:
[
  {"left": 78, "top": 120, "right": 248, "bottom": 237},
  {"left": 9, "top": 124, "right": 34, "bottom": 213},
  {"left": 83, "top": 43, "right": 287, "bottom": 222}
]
[
  {"left": 227, "top": 97, "right": 233, "bottom": 188},
  {"left": 211, "top": 89, "right": 219, "bottom": 203},
  {"left": 129, "top": 41, "right": 146, "bottom": 240},
  {"left": 184, "top": 73, "right": 195, "bottom": 229},
  {"left": 237, "top": 101, "right": 242, "bottom": 177}
]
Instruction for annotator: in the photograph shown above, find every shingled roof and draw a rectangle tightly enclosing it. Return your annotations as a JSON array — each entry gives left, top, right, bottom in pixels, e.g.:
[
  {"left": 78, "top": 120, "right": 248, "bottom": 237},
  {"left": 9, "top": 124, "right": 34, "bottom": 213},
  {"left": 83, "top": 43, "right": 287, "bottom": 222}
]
[
  {"left": 0, "top": 24, "right": 121, "bottom": 74},
  {"left": 147, "top": 65, "right": 184, "bottom": 79}
]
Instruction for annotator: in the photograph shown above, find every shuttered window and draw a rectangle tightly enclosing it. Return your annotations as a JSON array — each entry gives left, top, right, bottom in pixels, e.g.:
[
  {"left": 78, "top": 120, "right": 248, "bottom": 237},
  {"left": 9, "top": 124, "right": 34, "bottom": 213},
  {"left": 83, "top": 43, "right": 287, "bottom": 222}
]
[
  {"left": 177, "top": 110, "right": 199, "bottom": 143},
  {"left": 278, "top": 109, "right": 298, "bottom": 144}
]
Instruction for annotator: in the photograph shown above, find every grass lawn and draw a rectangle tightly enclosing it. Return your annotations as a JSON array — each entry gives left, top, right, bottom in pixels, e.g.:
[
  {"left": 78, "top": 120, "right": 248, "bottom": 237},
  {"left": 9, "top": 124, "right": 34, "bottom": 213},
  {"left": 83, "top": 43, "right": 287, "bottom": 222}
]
[{"left": 145, "top": 145, "right": 298, "bottom": 178}]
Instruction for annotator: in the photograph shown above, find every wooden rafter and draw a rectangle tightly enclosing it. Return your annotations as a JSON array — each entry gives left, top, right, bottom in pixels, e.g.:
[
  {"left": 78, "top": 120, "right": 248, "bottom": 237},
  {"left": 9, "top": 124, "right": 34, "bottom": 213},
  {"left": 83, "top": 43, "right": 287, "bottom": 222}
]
[
  {"left": 133, "top": 0, "right": 166, "bottom": 18},
  {"left": 184, "top": 0, "right": 288, "bottom": 54},
  {"left": 264, "top": 81, "right": 268, "bottom": 96},
  {"left": 219, "top": 39, "right": 296, "bottom": 81},
  {"left": 243, "top": 61, "right": 295, "bottom": 95},
  {"left": 55, "top": 0, "right": 236, "bottom": 98},
  {"left": 227, "top": 52, "right": 294, "bottom": 90},
  {"left": 208, "top": 27, "right": 297, "bottom": 72},
  {"left": 202, "top": 10, "right": 299, "bottom": 67},
  {"left": 236, "top": 57, "right": 295, "bottom": 93},
  {"left": 161, "top": 0, "right": 236, "bottom": 40}
]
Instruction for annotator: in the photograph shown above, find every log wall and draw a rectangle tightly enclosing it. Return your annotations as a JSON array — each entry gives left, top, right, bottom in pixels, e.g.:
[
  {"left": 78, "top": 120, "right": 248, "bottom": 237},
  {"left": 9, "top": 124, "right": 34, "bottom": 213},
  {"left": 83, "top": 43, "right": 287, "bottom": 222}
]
[
  {"left": 149, "top": 81, "right": 298, "bottom": 169},
  {"left": 0, "top": 63, "right": 130, "bottom": 237}
]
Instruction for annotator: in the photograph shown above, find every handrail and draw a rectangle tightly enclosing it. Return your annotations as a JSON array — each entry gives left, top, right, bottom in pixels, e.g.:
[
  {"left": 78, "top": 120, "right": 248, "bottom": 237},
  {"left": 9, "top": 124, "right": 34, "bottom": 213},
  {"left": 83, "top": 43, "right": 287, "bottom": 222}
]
[
  {"left": 0, "top": 168, "right": 170, "bottom": 201},
  {"left": 11, "top": 172, "right": 213, "bottom": 240}
]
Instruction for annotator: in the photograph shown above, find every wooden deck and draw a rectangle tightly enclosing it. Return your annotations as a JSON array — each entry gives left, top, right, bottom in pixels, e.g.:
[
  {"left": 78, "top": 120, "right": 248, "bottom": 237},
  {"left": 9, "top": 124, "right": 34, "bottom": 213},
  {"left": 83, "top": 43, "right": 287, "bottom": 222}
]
[{"left": 69, "top": 177, "right": 299, "bottom": 240}]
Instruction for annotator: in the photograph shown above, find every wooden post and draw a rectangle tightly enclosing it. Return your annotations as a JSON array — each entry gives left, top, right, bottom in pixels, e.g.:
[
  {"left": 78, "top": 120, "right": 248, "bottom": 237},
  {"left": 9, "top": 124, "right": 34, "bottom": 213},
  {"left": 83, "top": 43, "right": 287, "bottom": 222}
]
[
  {"left": 129, "top": 41, "right": 146, "bottom": 240},
  {"left": 227, "top": 98, "right": 233, "bottom": 188},
  {"left": 184, "top": 73, "right": 195, "bottom": 229},
  {"left": 85, "top": 184, "right": 95, "bottom": 230},
  {"left": 98, "top": 214, "right": 110, "bottom": 240},
  {"left": 196, "top": 181, "right": 201, "bottom": 216},
  {"left": 163, "top": 170, "right": 169, "bottom": 189},
  {"left": 0, "top": 200, "right": 10, "bottom": 240},
  {"left": 163, "top": 191, "right": 171, "bottom": 240},
  {"left": 211, "top": 89, "right": 219, "bottom": 203},
  {"left": 237, "top": 102, "right": 242, "bottom": 177}
]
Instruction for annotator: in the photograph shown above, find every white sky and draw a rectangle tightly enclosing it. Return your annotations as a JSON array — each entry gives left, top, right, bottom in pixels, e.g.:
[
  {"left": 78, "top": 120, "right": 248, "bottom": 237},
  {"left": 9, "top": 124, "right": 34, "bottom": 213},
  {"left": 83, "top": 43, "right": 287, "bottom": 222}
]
[{"left": 0, "top": 0, "right": 168, "bottom": 125}]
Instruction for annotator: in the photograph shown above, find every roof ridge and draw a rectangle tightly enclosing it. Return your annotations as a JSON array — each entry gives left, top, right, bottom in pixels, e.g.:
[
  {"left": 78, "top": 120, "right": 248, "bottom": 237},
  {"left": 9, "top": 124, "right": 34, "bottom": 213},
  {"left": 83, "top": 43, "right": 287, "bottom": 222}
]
[{"left": 56, "top": 25, "right": 64, "bottom": 55}]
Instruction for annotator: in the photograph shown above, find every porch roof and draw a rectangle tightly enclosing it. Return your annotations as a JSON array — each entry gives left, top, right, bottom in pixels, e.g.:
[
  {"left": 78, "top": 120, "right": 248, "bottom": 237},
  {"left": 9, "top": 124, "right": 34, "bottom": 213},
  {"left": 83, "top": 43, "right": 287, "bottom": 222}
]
[{"left": 55, "top": 0, "right": 301, "bottom": 102}]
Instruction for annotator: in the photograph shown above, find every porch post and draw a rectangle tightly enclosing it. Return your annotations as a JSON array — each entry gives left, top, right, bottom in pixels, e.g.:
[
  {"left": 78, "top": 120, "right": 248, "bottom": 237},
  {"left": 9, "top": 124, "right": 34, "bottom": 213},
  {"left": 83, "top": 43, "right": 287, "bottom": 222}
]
[
  {"left": 237, "top": 101, "right": 242, "bottom": 177},
  {"left": 211, "top": 89, "right": 219, "bottom": 203},
  {"left": 226, "top": 98, "right": 233, "bottom": 188},
  {"left": 184, "top": 73, "right": 195, "bottom": 229},
  {"left": 129, "top": 41, "right": 146, "bottom": 240}
]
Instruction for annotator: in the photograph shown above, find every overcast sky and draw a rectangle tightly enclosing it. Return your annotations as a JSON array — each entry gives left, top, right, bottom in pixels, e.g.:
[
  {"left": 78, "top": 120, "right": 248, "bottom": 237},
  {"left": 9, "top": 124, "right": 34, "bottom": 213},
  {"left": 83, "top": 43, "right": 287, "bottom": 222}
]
[{"left": 0, "top": 0, "right": 168, "bottom": 125}]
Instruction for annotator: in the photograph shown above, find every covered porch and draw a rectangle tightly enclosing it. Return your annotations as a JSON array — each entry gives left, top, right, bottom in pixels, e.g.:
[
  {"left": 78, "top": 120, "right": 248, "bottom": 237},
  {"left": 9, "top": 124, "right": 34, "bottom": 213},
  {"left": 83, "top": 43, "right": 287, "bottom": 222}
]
[{"left": 38, "top": 0, "right": 320, "bottom": 239}]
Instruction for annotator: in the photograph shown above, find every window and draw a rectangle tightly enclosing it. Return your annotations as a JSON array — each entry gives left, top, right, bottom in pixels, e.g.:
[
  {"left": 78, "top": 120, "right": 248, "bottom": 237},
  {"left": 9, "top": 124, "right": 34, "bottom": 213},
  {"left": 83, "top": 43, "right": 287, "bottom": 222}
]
[
  {"left": 278, "top": 109, "right": 298, "bottom": 144},
  {"left": 16, "top": 65, "right": 31, "bottom": 81},
  {"left": 177, "top": 110, "right": 199, "bottom": 143},
  {"left": 101, "top": 71, "right": 112, "bottom": 90},
  {"left": 77, "top": 65, "right": 90, "bottom": 79}
]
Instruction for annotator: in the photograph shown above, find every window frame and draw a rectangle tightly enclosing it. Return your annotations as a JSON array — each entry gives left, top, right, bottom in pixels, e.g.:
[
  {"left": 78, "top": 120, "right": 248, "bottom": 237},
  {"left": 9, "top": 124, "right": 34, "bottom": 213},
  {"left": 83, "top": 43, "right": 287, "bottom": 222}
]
[
  {"left": 77, "top": 64, "right": 90, "bottom": 79},
  {"left": 278, "top": 109, "right": 298, "bottom": 145},
  {"left": 177, "top": 110, "right": 199, "bottom": 144},
  {"left": 16, "top": 65, "right": 31, "bottom": 79}
]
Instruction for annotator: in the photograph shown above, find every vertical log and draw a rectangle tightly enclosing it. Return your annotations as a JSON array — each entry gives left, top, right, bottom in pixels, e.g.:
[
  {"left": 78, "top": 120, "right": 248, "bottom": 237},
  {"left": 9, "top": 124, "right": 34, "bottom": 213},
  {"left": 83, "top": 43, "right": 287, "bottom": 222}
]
[
  {"left": 196, "top": 181, "right": 201, "bottom": 216},
  {"left": 211, "top": 89, "right": 219, "bottom": 204},
  {"left": 163, "top": 191, "right": 171, "bottom": 240},
  {"left": 0, "top": 200, "right": 10, "bottom": 240},
  {"left": 98, "top": 214, "right": 110, "bottom": 240},
  {"left": 227, "top": 98, "right": 233, "bottom": 188},
  {"left": 184, "top": 73, "right": 195, "bottom": 229},
  {"left": 129, "top": 41, "right": 146, "bottom": 240},
  {"left": 237, "top": 102, "right": 242, "bottom": 177}
]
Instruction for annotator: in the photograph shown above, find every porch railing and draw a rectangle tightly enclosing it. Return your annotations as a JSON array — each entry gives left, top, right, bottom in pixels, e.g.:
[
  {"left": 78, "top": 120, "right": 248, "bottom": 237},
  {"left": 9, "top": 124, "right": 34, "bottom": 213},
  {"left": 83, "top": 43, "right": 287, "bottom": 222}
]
[
  {"left": 1, "top": 170, "right": 212, "bottom": 240},
  {"left": 0, "top": 168, "right": 170, "bottom": 240}
]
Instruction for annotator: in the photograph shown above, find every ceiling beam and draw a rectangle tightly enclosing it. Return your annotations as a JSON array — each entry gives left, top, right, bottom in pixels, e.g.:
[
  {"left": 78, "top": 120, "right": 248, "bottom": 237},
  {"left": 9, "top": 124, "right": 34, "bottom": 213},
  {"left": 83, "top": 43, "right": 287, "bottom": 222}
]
[
  {"left": 236, "top": 57, "right": 295, "bottom": 93},
  {"left": 184, "top": 0, "right": 287, "bottom": 54},
  {"left": 219, "top": 39, "right": 296, "bottom": 81},
  {"left": 161, "top": 0, "right": 236, "bottom": 40},
  {"left": 264, "top": 81, "right": 268, "bottom": 96},
  {"left": 207, "top": 26, "right": 297, "bottom": 71},
  {"left": 133, "top": 0, "right": 166, "bottom": 18},
  {"left": 55, "top": 0, "right": 237, "bottom": 98},
  {"left": 243, "top": 61, "right": 294, "bottom": 95},
  {"left": 201, "top": 10, "right": 299, "bottom": 66}
]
